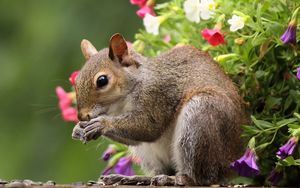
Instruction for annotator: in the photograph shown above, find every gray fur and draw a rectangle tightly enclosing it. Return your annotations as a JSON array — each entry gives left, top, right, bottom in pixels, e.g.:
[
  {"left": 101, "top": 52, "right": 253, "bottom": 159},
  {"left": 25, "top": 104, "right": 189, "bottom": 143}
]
[{"left": 73, "top": 39, "right": 248, "bottom": 185}]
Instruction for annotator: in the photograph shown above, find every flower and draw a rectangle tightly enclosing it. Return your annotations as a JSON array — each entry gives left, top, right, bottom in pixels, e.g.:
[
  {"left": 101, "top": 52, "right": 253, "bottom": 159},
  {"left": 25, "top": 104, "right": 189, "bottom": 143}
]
[
  {"left": 137, "top": 5, "right": 155, "bottom": 18},
  {"left": 56, "top": 86, "right": 78, "bottom": 122},
  {"left": 199, "top": 0, "right": 216, "bottom": 20},
  {"left": 228, "top": 15, "right": 245, "bottom": 32},
  {"left": 56, "top": 86, "right": 72, "bottom": 110},
  {"left": 234, "top": 38, "right": 245, "bottom": 45},
  {"left": 163, "top": 35, "right": 171, "bottom": 43},
  {"left": 130, "top": 0, "right": 147, "bottom": 7},
  {"left": 102, "top": 145, "right": 117, "bottom": 161},
  {"left": 297, "top": 67, "right": 300, "bottom": 80},
  {"left": 230, "top": 148, "right": 260, "bottom": 177},
  {"left": 267, "top": 168, "right": 283, "bottom": 186},
  {"left": 213, "top": 53, "right": 239, "bottom": 63},
  {"left": 183, "top": 0, "right": 216, "bottom": 22},
  {"left": 184, "top": 0, "right": 201, "bottom": 23},
  {"left": 69, "top": 71, "right": 79, "bottom": 86},
  {"left": 276, "top": 137, "right": 298, "bottom": 159},
  {"left": 143, "top": 14, "right": 161, "bottom": 35},
  {"left": 102, "top": 166, "right": 113, "bottom": 175},
  {"left": 62, "top": 107, "right": 78, "bottom": 122},
  {"left": 280, "top": 20, "right": 297, "bottom": 45},
  {"left": 201, "top": 28, "right": 225, "bottom": 46},
  {"left": 126, "top": 41, "right": 133, "bottom": 49},
  {"left": 114, "top": 156, "right": 135, "bottom": 176}
]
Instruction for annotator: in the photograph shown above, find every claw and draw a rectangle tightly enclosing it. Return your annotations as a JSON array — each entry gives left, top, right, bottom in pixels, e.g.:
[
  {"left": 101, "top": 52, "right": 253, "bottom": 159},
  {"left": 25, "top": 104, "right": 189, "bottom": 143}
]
[
  {"left": 99, "top": 174, "right": 125, "bottom": 185},
  {"left": 175, "top": 174, "right": 195, "bottom": 186},
  {"left": 150, "top": 175, "right": 175, "bottom": 186},
  {"left": 83, "top": 123, "right": 102, "bottom": 141},
  {"left": 79, "top": 121, "right": 89, "bottom": 128}
]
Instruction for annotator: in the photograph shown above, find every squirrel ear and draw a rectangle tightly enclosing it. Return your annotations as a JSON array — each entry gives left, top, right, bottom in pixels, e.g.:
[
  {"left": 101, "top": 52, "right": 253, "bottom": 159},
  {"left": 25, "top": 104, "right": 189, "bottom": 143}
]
[
  {"left": 81, "top": 39, "right": 98, "bottom": 60},
  {"left": 109, "top": 33, "right": 128, "bottom": 63}
]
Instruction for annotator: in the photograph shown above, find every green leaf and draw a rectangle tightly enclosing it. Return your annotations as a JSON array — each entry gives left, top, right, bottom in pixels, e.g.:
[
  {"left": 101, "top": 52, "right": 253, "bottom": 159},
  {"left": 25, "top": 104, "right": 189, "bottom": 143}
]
[
  {"left": 265, "top": 96, "right": 282, "bottom": 111},
  {"left": 251, "top": 116, "right": 273, "bottom": 129},
  {"left": 242, "top": 125, "right": 260, "bottom": 135},
  {"left": 283, "top": 156, "right": 297, "bottom": 166},
  {"left": 107, "top": 151, "right": 127, "bottom": 167},
  {"left": 155, "top": 2, "right": 169, "bottom": 10},
  {"left": 287, "top": 124, "right": 300, "bottom": 129},
  {"left": 248, "top": 137, "right": 256, "bottom": 149},
  {"left": 276, "top": 118, "right": 298, "bottom": 126}
]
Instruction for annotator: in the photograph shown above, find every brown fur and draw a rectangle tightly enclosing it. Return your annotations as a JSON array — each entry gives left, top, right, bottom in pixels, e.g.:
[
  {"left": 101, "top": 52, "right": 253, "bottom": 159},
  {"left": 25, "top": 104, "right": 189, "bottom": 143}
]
[{"left": 72, "top": 34, "right": 249, "bottom": 185}]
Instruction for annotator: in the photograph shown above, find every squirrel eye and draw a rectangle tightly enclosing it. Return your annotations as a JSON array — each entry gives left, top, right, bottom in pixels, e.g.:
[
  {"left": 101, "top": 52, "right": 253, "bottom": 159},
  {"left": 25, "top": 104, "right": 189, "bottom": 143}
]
[{"left": 96, "top": 75, "right": 109, "bottom": 88}]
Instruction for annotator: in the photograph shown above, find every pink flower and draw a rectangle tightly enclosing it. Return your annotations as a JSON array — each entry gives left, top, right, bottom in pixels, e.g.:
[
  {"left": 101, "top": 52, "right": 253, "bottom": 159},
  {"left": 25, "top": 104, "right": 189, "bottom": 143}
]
[
  {"left": 201, "top": 28, "right": 225, "bottom": 46},
  {"left": 126, "top": 41, "right": 133, "bottom": 49},
  {"left": 297, "top": 67, "right": 300, "bottom": 80},
  {"left": 163, "top": 35, "right": 171, "bottom": 43},
  {"left": 69, "top": 71, "right": 79, "bottom": 86},
  {"left": 62, "top": 107, "right": 78, "bottom": 122},
  {"left": 130, "top": 0, "right": 147, "bottom": 7},
  {"left": 56, "top": 86, "right": 78, "bottom": 122},
  {"left": 56, "top": 86, "right": 72, "bottom": 110},
  {"left": 136, "top": 6, "right": 155, "bottom": 18}
]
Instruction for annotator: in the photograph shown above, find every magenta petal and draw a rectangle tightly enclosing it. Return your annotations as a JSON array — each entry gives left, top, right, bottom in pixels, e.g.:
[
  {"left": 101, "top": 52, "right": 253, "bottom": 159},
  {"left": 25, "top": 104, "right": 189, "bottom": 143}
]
[
  {"left": 267, "top": 169, "right": 283, "bottom": 186},
  {"left": 56, "top": 87, "right": 72, "bottom": 110},
  {"left": 130, "top": 0, "right": 147, "bottom": 7},
  {"left": 276, "top": 137, "right": 298, "bottom": 159},
  {"left": 280, "top": 21, "right": 297, "bottom": 45},
  {"left": 114, "top": 157, "right": 135, "bottom": 176},
  {"left": 102, "top": 167, "right": 113, "bottom": 175},
  {"left": 297, "top": 67, "right": 300, "bottom": 80},
  {"left": 230, "top": 148, "right": 260, "bottom": 177},
  {"left": 136, "top": 6, "right": 155, "bottom": 18},
  {"left": 62, "top": 107, "right": 78, "bottom": 122},
  {"left": 102, "top": 147, "right": 116, "bottom": 161},
  {"left": 201, "top": 28, "right": 225, "bottom": 46}
]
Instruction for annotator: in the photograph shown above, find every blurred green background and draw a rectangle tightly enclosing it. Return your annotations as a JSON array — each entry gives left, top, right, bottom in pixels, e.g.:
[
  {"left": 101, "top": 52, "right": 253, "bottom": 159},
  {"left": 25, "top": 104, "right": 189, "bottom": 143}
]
[{"left": 0, "top": 0, "right": 141, "bottom": 183}]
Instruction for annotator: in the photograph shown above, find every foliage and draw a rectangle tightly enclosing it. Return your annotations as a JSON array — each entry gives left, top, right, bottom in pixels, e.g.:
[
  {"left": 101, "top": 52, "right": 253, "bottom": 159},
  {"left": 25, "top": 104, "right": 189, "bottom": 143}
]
[{"left": 132, "top": 0, "right": 300, "bottom": 186}]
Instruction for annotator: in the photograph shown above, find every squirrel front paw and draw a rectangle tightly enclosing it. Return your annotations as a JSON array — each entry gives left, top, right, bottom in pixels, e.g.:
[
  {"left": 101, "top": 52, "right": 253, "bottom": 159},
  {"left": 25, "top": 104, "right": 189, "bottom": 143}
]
[
  {"left": 72, "top": 117, "right": 107, "bottom": 143},
  {"left": 72, "top": 123, "right": 84, "bottom": 141}
]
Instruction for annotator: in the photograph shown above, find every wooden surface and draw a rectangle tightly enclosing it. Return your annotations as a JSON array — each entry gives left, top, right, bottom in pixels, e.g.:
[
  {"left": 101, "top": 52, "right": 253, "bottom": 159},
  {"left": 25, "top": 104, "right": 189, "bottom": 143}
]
[
  {"left": 0, "top": 179, "right": 282, "bottom": 188},
  {"left": 1, "top": 186, "right": 277, "bottom": 188}
]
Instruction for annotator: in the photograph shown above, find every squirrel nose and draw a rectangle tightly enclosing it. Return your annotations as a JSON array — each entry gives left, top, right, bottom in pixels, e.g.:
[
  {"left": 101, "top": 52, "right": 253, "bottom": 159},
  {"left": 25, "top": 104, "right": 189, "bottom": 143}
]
[{"left": 78, "top": 111, "right": 91, "bottom": 121}]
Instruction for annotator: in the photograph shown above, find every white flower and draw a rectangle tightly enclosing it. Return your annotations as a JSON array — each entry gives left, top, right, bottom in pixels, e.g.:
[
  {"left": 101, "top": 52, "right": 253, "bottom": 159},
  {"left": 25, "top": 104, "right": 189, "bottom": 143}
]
[
  {"left": 199, "top": 0, "right": 216, "bottom": 20},
  {"left": 183, "top": 0, "right": 201, "bottom": 23},
  {"left": 143, "top": 14, "right": 161, "bottom": 35},
  {"left": 228, "top": 15, "right": 245, "bottom": 32}
]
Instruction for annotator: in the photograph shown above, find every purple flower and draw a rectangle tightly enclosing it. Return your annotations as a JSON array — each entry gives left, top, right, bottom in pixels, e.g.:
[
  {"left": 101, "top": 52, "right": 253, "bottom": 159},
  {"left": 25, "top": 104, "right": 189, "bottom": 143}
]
[
  {"left": 276, "top": 137, "right": 298, "bottom": 159},
  {"left": 102, "top": 146, "right": 117, "bottom": 161},
  {"left": 114, "top": 156, "right": 134, "bottom": 176},
  {"left": 267, "top": 168, "right": 283, "bottom": 186},
  {"left": 102, "top": 167, "right": 113, "bottom": 175},
  {"left": 297, "top": 67, "right": 300, "bottom": 80},
  {"left": 280, "top": 20, "right": 297, "bottom": 45},
  {"left": 230, "top": 148, "right": 260, "bottom": 177}
]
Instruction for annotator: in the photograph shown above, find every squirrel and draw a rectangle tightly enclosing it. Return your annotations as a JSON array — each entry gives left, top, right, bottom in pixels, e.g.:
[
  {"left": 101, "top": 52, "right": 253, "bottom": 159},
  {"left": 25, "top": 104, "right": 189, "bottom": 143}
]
[{"left": 72, "top": 33, "right": 249, "bottom": 185}]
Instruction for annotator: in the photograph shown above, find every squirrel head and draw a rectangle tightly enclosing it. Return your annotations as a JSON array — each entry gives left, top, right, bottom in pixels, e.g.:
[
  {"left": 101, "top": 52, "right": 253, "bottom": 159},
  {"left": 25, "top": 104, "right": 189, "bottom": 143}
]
[{"left": 76, "top": 33, "right": 140, "bottom": 121}]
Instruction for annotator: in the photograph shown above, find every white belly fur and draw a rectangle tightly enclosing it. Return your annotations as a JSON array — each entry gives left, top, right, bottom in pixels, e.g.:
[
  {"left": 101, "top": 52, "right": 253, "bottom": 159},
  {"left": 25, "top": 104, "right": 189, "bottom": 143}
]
[{"left": 129, "top": 123, "right": 175, "bottom": 175}]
